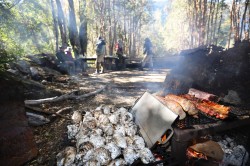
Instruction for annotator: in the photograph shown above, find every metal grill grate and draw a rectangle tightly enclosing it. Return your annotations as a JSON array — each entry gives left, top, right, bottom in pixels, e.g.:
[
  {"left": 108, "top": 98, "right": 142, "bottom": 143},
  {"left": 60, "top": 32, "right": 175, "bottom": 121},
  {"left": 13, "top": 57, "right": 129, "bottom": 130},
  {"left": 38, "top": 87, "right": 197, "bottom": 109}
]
[{"left": 174, "top": 112, "right": 218, "bottom": 129}]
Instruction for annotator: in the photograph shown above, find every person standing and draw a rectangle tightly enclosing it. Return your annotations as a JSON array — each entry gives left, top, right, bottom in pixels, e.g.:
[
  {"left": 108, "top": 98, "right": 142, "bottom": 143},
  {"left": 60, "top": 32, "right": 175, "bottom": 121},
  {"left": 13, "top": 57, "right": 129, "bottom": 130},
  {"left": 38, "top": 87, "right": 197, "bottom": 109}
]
[
  {"left": 115, "top": 39, "right": 125, "bottom": 69},
  {"left": 140, "top": 38, "right": 153, "bottom": 71},
  {"left": 95, "top": 36, "right": 106, "bottom": 74}
]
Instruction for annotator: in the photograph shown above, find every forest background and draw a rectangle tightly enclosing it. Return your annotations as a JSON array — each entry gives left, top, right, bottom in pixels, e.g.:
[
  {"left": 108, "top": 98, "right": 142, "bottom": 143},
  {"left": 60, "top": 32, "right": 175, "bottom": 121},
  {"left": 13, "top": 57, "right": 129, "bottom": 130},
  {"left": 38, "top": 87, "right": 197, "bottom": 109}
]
[{"left": 0, "top": 0, "right": 249, "bottom": 66}]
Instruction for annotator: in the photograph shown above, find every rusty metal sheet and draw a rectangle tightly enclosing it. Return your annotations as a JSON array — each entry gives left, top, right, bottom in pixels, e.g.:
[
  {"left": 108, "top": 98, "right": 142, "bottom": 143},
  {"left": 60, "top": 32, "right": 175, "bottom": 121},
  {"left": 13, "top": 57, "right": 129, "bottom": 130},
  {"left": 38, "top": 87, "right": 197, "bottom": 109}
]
[{"left": 131, "top": 92, "right": 178, "bottom": 148}]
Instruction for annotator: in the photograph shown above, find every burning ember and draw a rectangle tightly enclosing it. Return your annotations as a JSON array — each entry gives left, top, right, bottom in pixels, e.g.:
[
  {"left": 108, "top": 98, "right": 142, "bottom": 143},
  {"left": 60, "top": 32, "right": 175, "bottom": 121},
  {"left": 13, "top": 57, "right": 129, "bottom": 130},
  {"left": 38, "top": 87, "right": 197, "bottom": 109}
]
[
  {"left": 186, "top": 140, "right": 224, "bottom": 162},
  {"left": 186, "top": 136, "right": 249, "bottom": 166},
  {"left": 57, "top": 105, "right": 155, "bottom": 165}
]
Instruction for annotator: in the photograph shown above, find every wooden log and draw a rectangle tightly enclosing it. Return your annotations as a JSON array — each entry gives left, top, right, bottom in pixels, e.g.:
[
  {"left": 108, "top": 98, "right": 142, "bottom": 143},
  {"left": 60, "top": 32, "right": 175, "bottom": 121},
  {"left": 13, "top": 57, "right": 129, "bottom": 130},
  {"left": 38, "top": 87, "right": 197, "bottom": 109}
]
[
  {"left": 24, "top": 85, "right": 106, "bottom": 105},
  {"left": 26, "top": 112, "right": 50, "bottom": 126}
]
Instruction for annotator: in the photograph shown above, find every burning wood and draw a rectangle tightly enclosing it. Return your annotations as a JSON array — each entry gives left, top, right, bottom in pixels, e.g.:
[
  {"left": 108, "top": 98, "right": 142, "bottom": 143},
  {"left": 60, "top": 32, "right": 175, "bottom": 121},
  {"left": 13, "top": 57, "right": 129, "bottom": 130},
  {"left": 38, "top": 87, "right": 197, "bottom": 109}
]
[
  {"left": 186, "top": 140, "right": 224, "bottom": 162},
  {"left": 186, "top": 136, "right": 250, "bottom": 166}
]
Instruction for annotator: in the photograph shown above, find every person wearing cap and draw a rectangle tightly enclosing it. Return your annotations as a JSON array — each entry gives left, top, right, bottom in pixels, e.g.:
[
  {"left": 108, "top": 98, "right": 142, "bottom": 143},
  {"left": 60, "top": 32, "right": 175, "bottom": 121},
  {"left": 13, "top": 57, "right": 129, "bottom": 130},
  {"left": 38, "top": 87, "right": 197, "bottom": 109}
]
[
  {"left": 65, "top": 47, "right": 74, "bottom": 60},
  {"left": 95, "top": 36, "right": 106, "bottom": 74},
  {"left": 140, "top": 38, "right": 153, "bottom": 71}
]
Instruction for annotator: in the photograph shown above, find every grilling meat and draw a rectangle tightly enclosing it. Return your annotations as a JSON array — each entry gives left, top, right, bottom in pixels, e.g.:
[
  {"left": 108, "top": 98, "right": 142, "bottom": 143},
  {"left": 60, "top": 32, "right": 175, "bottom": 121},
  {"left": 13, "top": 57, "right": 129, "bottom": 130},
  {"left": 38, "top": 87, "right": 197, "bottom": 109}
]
[
  {"left": 188, "top": 88, "right": 219, "bottom": 102},
  {"left": 155, "top": 96, "right": 186, "bottom": 120},
  {"left": 195, "top": 102, "right": 229, "bottom": 119},
  {"left": 182, "top": 94, "right": 230, "bottom": 119},
  {"left": 165, "top": 94, "right": 199, "bottom": 116}
]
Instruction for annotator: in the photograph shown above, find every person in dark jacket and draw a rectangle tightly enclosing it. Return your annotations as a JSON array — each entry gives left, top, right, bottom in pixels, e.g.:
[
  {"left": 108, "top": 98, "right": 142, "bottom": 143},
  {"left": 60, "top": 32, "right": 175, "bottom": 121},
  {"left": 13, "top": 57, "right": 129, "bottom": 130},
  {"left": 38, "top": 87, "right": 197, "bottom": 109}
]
[
  {"left": 140, "top": 38, "right": 153, "bottom": 70},
  {"left": 56, "top": 46, "right": 75, "bottom": 74},
  {"left": 115, "top": 39, "right": 125, "bottom": 69}
]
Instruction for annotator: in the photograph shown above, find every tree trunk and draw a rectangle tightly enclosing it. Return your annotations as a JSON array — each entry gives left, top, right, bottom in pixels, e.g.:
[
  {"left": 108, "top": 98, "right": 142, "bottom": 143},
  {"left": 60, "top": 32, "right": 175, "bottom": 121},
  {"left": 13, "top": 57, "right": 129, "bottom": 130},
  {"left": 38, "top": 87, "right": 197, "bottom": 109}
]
[
  {"left": 132, "top": 16, "right": 136, "bottom": 57},
  {"left": 201, "top": 0, "right": 207, "bottom": 45},
  {"left": 128, "top": 15, "right": 132, "bottom": 56},
  {"left": 189, "top": 0, "right": 194, "bottom": 48},
  {"left": 108, "top": 0, "right": 113, "bottom": 56},
  {"left": 212, "top": 0, "right": 220, "bottom": 44},
  {"left": 235, "top": 0, "right": 241, "bottom": 42},
  {"left": 198, "top": 0, "right": 202, "bottom": 45},
  {"left": 68, "top": 0, "right": 80, "bottom": 57},
  {"left": 56, "top": 0, "right": 67, "bottom": 47},
  {"left": 240, "top": 0, "right": 249, "bottom": 40},
  {"left": 112, "top": 0, "right": 117, "bottom": 56},
  {"left": 206, "top": 0, "right": 213, "bottom": 45},
  {"left": 228, "top": 0, "right": 235, "bottom": 48},
  {"left": 50, "top": 0, "right": 59, "bottom": 52},
  {"left": 209, "top": 1, "right": 216, "bottom": 44},
  {"left": 216, "top": 0, "right": 224, "bottom": 45},
  {"left": 248, "top": 1, "right": 250, "bottom": 40},
  {"left": 194, "top": 0, "right": 198, "bottom": 47},
  {"left": 123, "top": 1, "right": 127, "bottom": 54},
  {"left": 79, "top": 0, "right": 87, "bottom": 56}
]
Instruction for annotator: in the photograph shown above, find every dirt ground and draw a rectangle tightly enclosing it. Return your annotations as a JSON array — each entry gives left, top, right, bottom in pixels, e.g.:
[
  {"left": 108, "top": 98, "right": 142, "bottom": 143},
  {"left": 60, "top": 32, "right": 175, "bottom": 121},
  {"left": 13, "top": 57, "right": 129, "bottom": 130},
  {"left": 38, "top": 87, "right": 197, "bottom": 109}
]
[{"left": 25, "top": 68, "right": 169, "bottom": 166}]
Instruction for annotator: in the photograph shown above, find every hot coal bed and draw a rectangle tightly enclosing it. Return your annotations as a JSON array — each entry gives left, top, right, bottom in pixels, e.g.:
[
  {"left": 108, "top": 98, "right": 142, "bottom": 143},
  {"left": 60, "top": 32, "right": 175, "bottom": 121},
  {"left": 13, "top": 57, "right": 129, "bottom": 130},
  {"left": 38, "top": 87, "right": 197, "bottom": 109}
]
[
  {"left": 132, "top": 94, "right": 250, "bottom": 166},
  {"left": 156, "top": 42, "right": 250, "bottom": 165},
  {"left": 171, "top": 111, "right": 250, "bottom": 165}
]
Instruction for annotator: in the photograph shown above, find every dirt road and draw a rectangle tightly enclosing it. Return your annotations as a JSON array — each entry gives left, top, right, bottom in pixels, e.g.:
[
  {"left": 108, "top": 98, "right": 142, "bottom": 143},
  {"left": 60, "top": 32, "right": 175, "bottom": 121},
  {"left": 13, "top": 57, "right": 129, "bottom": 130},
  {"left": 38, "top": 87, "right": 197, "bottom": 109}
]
[{"left": 81, "top": 68, "right": 170, "bottom": 107}]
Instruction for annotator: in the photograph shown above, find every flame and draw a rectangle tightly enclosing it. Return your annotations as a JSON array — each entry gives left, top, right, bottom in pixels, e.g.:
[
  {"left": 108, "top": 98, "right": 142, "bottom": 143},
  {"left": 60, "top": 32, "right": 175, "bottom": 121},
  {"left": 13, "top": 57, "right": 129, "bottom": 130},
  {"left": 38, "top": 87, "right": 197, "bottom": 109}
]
[
  {"left": 161, "top": 134, "right": 167, "bottom": 142},
  {"left": 186, "top": 148, "right": 208, "bottom": 160}
]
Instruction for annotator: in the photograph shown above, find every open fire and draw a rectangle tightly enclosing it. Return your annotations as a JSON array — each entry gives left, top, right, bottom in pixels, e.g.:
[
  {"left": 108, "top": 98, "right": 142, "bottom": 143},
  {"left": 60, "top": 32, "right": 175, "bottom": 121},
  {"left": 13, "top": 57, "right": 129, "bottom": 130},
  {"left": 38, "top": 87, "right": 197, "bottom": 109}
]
[
  {"left": 186, "top": 140, "right": 224, "bottom": 162},
  {"left": 56, "top": 88, "right": 250, "bottom": 165}
]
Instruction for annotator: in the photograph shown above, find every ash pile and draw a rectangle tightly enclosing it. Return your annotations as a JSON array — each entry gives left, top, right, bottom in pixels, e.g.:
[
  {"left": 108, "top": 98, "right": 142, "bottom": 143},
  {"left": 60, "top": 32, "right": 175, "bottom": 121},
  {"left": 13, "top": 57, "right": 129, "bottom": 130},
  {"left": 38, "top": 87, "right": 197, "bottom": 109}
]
[
  {"left": 56, "top": 105, "right": 155, "bottom": 166},
  {"left": 218, "top": 135, "right": 249, "bottom": 166}
]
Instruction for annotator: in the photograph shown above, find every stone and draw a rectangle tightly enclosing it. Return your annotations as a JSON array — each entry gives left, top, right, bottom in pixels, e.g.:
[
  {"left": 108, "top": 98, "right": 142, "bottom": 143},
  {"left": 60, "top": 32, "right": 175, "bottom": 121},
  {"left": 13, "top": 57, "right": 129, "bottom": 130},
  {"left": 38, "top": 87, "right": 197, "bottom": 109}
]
[
  {"left": 71, "top": 111, "right": 82, "bottom": 124},
  {"left": 222, "top": 90, "right": 242, "bottom": 105}
]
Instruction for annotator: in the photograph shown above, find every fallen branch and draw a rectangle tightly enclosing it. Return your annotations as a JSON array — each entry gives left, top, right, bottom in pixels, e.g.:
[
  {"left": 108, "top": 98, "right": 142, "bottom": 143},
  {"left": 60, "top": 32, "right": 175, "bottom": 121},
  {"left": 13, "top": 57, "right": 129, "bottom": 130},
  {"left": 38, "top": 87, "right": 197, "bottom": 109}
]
[
  {"left": 25, "top": 105, "right": 52, "bottom": 115},
  {"left": 76, "top": 85, "right": 107, "bottom": 100},
  {"left": 24, "top": 91, "right": 77, "bottom": 105},
  {"left": 51, "top": 107, "right": 72, "bottom": 119},
  {"left": 52, "top": 112, "right": 70, "bottom": 120},
  {"left": 24, "top": 85, "right": 106, "bottom": 105},
  {"left": 26, "top": 105, "right": 72, "bottom": 121}
]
